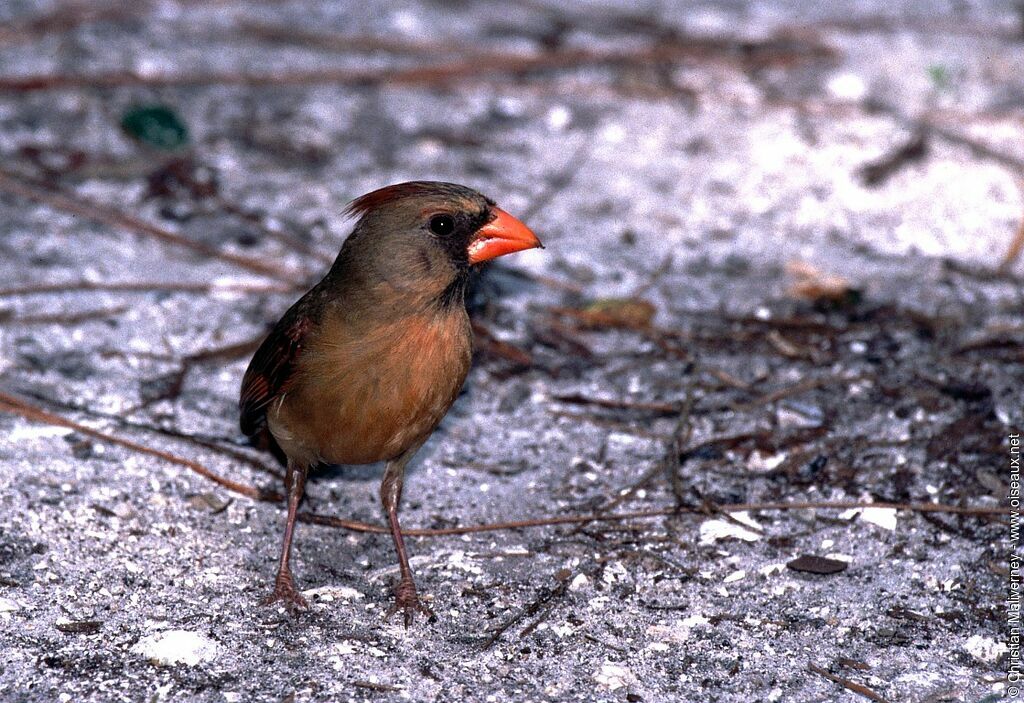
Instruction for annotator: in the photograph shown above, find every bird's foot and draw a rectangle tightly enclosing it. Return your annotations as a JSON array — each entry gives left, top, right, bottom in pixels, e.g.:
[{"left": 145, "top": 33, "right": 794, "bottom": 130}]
[
  {"left": 261, "top": 573, "right": 309, "bottom": 614},
  {"left": 385, "top": 578, "right": 434, "bottom": 628}
]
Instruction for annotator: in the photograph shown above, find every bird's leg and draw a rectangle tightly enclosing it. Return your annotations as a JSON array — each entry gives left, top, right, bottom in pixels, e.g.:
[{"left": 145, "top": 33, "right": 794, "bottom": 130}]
[
  {"left": 381, "top": 448, "right": 434, "bottom": 627},
  {"left": 262, "top": 459, "right": 309, "bottom": 613}
]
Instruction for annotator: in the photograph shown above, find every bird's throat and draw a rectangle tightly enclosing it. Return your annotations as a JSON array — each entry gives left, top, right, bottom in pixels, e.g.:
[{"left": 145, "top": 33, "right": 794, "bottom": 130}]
[{"left": 435, "top": 270, "right": 469, "bottom": 311}]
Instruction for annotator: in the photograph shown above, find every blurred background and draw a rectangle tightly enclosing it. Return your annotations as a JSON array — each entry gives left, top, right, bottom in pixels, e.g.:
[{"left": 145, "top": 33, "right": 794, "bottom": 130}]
[
  {"left": 1, "top": 0, "right": 1021, "bottom": 279},
  {"left": 0, "top": 2, "right": 1021, "bottom": 702}
]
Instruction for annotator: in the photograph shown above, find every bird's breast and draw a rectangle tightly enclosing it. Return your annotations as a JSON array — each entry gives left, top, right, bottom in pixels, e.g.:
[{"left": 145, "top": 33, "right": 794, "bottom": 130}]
[{"left": 268, "top": 308, "right": 472, "bottom": 467}]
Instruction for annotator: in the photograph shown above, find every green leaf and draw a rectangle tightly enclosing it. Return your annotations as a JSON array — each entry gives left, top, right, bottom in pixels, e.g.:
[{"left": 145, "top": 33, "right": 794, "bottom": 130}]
[
  {"left": 120, "top": 105, "right": 189, "bottom": 150},
  {"left": 927, "top": 64, "right": 950, "bottom": 91}
]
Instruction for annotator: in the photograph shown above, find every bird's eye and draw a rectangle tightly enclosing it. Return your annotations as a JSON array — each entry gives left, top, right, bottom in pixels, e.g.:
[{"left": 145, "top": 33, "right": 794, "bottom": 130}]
[{"left": 429, "top": 214, "right": 455, "bottom": 236}]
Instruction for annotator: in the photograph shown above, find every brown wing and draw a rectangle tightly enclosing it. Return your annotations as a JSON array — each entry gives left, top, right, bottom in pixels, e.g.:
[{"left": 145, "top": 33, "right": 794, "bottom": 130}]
[{"left": 239, "top": 297, "right": 316, "bottom": 440}]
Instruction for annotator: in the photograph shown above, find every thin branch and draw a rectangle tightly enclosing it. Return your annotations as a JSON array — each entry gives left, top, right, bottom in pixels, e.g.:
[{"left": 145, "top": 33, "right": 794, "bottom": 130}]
[
  {"left": 517, "top": 139, "right": 593, "bottom": 223},
  {"left": 481, "top": 573, "right": 573, "bottom": 649},
  {"left": 799, "top": 14, "right": 1023, "bottom": 39},
  {"left": 0, "top": 280, "right": 294, "bottom": 298},
  {"left": 0, "top": 168, "right": 303, "bottom": 284},
  {"left": 351, "top": 681, "right": 401, "bottom": 693},
  {"left": 922, "top": 119, "right": 1024, "bottom": 176},
  {"left": 550, "top": 393, "right": 681, "bottom": 415},
  {"left": 0, "top": 1, "right": 149, "bottom": 46},
  {"left": 808, "top": 663, "right": 891, "bottom": 703},
  {"left": 0, "top": 37, "right": 834, "bottom": 92},
  {"left": 690, "top": 486, "right": 766, "bottom": 534},
  {"left": 208, "top": 193, "right": 336, "bottom": 267},
  {"left": 181, "top": 335, "right": 265, "bottom": 364},
  {"left": 300, "top": 498, "right": 1007, "bottom": 538},
  {"left": 546, "top": 410, "right": 673, "bottom": 439},
  {"left": 235, "top": 21, "right": 470, "bottom": 58},
  {"left": 12, "top": 388, "right": 284, "bottom": 480},
  {"left": 0, "top": 393, "right": 1007, "bottom": 545},
  {"left": 733, "top": 373, "right": 870, "bottom": 411},
  {"left": 493, "top": 266, "right": 585, "bottom": 294},
  {"left": 471, "top": 321, "right": 533, "bottom": 366},
  {"left": 126, "top": 334, "right": 265, "bottom": 410},
  {"left": 1, "top": 305, "right": 128, "bottom": 325},
  {"left": 0, "top": 391, "right": 277, "bottom": 502},
  {"left": 573, "top": 394, "right": 693, "bottom": 523},
  {"left": 868, "top": 104, "right": 1024, "bottom": 176}
]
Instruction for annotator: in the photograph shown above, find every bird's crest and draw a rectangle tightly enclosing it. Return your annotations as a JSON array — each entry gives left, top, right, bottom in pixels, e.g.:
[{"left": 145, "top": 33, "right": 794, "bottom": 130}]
[{"left": 344, "top": 181, "right": 484, "bottom": 218}]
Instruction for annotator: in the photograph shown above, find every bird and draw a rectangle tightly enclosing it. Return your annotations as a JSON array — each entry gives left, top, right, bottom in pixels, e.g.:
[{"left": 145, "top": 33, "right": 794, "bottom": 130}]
[{"left": 239, "top": 181, "right": 542, "bottom": 625}]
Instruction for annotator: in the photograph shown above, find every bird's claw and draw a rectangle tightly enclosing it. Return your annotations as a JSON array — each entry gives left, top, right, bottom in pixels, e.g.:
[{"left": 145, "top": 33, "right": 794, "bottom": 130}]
[
  {"left": 385, "top": 578, "right": 434, "bottom": 627},
  {"left": 261, "top": 574, "right": 309, "bottom": 614}
]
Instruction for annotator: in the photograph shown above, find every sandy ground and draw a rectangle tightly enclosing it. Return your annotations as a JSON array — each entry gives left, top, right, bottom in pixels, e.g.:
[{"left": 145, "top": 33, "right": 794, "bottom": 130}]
[{"left": 0, "top": 1, "right": 1021, "bottom": 701}]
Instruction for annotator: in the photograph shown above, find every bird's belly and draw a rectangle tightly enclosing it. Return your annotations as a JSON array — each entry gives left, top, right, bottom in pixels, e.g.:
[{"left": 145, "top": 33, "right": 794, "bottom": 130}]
[
  {"left": 269, "top": 311, "right": 471, "bottom": 467},
  {"left": 315, "top": 373, "right": 460, "bottom": 464}
]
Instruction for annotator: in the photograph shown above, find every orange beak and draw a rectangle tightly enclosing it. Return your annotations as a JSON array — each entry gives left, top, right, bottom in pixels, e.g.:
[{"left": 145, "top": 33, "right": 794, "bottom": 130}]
[{"left": 467, "top": 207, "right": 543, "bottom": 265}]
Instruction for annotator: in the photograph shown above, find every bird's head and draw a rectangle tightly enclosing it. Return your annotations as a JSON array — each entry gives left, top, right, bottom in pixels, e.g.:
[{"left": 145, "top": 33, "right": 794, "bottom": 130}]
[{"left": 337, "top": 181, "right": 542, "bottom": 307}]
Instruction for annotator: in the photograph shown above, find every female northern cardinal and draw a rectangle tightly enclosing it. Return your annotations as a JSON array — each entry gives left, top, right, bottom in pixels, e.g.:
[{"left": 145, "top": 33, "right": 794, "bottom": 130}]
[{"left": 240, "top": 181, "right": 541, "bottom": 625}]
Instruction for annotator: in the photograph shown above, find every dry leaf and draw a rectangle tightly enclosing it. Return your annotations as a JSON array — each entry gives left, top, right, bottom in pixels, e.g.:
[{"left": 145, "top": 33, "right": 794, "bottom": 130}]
[
  {"left": 785, "top": 260, "right": 859, "bottom": 305},
  {"left": 578, "top": 298, "right": 657, "bottom": 329}
]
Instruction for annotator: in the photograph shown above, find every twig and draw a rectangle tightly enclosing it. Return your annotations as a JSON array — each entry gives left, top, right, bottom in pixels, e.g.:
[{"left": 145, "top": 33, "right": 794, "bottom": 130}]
[
  {"left": 128, "top": 334, "right": 266, "bottom": 410},
  {"left": 870, "top": 104, "right": 1024, "bottom": 176},
  {"left": 584, "top": 394, "right": 694, "bottom": 519},
  {"left": 300, "top": 498, "right": 1007, "bottom": 538},
  {"left": 857, "top": 130, "right": 928, "bottom": 186},
  {"left": 733, "top": 373, "right": 869, "bottom": 411},
  {"left": 550, "top": 393, "right": 680, "bottom": 414},
  {"left": 212, "top": 196, "right": 336, "bottom": 267},
  {"left": 700, "top": 364, "right": 754, "bottom": 391},
  {"left": 459, "top": 460, "right": 532, "bottom": 477},
  {"left": 668, "top": 410, "right": 694, "bottom": 509},
  {"left": 690, "top": 486, "right": 765, "bottom": 534},
  {"left": 0, "top": 1, "right": 148, "bottom": 46},
  {"left": 13, "top": 388, "right": 283, "bottom": 480},
  {"left": 808, "top": 663, "right": 891, "bottom": 703},
  {"left": 470, "top": 321, "right": 532, "bottom": 366},
  {"left": 181, "top": 336, "right": 265, "bottom": 364},
  {"left": 582, "top": 632, "right": 627, "bottom": 653},
  {"left": 0, "top": 168, "right": 302, "bottom": 283},
  {"left": 614, "top": 548, "right": 694, "bottom": 578},
  {"left": 0, "top": 280, "right": 294, "bottom": 298},
  {"left": 493, "top": 266, "right": 585, "bottom": 294},
  {"left": 716, "top": 312, "right": 847, "bottom": 335},
  {"left": 350, "top": 681, "right": 401, "bottom": 693},
  {"left": 516, "top": 595, "right": 564, "bottom": 640},
  {"left": 676, "top": 428, "right": 828, "bottom": 461},
  {"left": 953, "top": 331, "right": 1024, "bottom": 356},
  {"left": 236, "top": 21, "right": 470, "bottom": 58},
  {"left": 0, "top": 392, "right": 277, "bottom": 502},
  {"left": 517, "top": 140, "right": 592, "bottom": 223},
  {"left": 0, "top": 37, "right": 835, "bottom": 92},
  {"left": 482, "top": 575, "right": 572, "bottom": 649},
  {"left": 529, "top": 319, "right": 595, "bottom": 358},
  {"left": 924, "top": 119, "right": 1024, "bottom": 175},
  {"left": 0, "top": 305, "right": 128, "bottom": 325},
  {"left": 765, "top": 329, "right": 817, "bottom": 360},
  {"left": 547, "top": 411, "right": 673, "bottom": 439},
  {"left": 942, "top": 258, "right": 1022, "bottom": 284},
  {"left": 799, "top": 14, "right": 1023, "bottom": 39},
  {"left": 546, "top": 304, "right": 659, "bottom": 333},
  {"left": 632, "top": 253, "right": 674, "bottom": 297},
  {"left": 0, "top": 393, "right": 1009, "bottom": 546},
  {"left": 998, "top": 205, "right": 1024, "bottom": 274}
]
